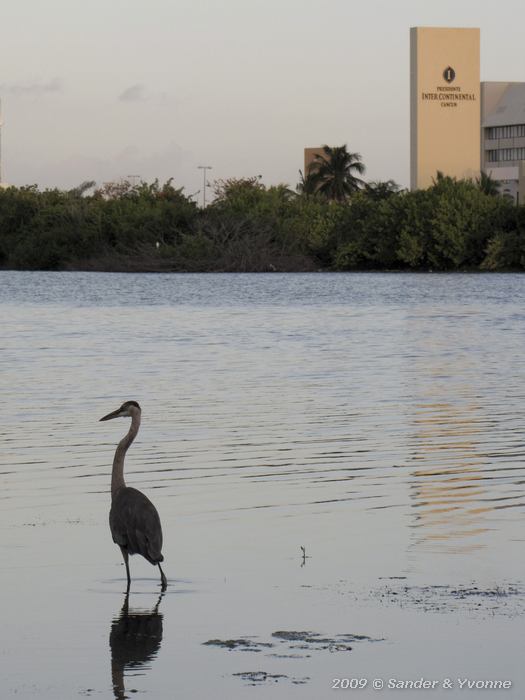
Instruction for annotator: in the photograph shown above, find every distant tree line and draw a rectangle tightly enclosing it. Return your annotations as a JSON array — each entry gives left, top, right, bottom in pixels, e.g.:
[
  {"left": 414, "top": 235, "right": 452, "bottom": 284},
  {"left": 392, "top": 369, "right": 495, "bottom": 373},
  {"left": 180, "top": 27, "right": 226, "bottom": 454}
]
[{"left": 0, "top": 146, "right": 524, "bottom": 272}]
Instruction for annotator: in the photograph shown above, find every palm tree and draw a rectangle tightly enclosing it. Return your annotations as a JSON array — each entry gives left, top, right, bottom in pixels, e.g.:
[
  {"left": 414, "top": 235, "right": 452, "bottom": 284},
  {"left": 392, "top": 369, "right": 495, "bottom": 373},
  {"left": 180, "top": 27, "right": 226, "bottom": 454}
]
[
  {"left": 476, "top": 171, "right": 501, "bottom": 196},
  {"left": 364, "top": 180, "right": 401, "bottom": 201},
  {"left": 307, "top": 145, "right": 365, "bottom": 202},
  {"left": 296, "top": 169, "right": 319, "bottom": 196}
]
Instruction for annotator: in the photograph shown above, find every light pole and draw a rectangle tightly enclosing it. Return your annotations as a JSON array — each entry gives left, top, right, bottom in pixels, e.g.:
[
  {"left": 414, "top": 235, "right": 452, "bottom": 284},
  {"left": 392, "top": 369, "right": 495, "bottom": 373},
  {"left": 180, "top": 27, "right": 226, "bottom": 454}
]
[{"left": 198, "top": 165, "right": 213, "bottom": 208}]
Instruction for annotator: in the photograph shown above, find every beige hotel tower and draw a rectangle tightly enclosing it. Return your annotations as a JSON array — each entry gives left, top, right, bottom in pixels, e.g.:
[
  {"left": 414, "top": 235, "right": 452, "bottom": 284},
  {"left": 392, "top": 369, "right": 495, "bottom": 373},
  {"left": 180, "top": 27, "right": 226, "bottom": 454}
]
[
  {"left": 411, "top": 27, "right": 525, "bottom": 201},
  {"left": 410, "top": 27, "right": 480, "bottom": 190}
]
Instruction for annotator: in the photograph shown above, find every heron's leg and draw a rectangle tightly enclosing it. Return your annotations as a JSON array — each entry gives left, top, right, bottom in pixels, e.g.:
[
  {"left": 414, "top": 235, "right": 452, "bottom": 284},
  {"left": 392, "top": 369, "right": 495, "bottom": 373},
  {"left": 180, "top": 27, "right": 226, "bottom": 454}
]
[
  {"left": 158, "top": 563, "right": 167, "bottom": 590},
  {"left": 120, "top": 547, "right": 131, "bottom": 591}
]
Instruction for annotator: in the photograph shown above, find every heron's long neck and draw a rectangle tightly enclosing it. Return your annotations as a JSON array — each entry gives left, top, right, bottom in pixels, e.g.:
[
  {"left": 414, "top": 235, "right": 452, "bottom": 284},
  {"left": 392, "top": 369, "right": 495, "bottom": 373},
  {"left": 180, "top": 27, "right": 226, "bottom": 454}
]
[{"left": 111, "top": 413, "right": 140, "bottom": 498}]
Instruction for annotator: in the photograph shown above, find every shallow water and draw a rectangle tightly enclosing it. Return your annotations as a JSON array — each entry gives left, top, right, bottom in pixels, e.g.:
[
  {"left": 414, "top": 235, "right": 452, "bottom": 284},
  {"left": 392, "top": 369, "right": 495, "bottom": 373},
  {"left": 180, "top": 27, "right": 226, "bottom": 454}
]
[{"left": 1, "top": 271, "right": 524, "bottom": 698}]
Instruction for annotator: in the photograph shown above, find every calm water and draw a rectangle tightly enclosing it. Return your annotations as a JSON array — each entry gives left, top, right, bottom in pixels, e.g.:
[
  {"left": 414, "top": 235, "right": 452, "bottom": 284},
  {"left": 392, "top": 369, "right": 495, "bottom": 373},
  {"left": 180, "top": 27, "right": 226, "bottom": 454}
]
[{"left": 1, "top": 271, "right": 524, "bottom": 698}]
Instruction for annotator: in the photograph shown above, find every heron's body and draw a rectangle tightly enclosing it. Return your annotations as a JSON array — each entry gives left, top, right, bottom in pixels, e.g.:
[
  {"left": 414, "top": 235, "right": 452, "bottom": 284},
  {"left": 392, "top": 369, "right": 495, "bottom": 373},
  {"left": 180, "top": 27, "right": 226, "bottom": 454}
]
[
  {"left": 100, "top": 401, "right": 167, "bottom": 591},
  {"left": 110, "top": 487, "right": 164, "bottom": 564}
]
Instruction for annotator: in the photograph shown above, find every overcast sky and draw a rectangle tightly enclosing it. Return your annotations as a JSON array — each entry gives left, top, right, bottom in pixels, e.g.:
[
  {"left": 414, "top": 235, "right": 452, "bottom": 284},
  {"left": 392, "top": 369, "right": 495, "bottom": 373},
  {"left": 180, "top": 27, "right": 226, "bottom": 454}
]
[{"left": 1, "top": 0, "right": 524, "bottom": 196}]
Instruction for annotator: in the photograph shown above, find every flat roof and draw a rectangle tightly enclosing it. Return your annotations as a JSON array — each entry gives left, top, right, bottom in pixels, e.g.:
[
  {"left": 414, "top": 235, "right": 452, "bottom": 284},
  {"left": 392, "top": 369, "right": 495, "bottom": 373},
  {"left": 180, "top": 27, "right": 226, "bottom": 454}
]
[{"left": 482, "top": 82, "right": 525, "bottom": 127}]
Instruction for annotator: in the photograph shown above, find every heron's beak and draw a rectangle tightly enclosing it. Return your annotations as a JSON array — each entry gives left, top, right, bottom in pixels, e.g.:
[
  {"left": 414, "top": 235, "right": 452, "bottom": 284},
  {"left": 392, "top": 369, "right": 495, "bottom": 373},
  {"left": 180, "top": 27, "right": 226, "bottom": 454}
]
[{"left": 99, "top": 408, "right": 123, "bottom": 422}]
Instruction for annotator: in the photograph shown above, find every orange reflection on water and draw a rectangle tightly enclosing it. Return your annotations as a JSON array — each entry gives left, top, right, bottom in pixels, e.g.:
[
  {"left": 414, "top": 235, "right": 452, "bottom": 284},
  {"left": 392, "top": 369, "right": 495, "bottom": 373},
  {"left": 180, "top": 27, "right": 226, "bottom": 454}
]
[{"left": 407, "top": 390, "right": 492, "bottom": 552}]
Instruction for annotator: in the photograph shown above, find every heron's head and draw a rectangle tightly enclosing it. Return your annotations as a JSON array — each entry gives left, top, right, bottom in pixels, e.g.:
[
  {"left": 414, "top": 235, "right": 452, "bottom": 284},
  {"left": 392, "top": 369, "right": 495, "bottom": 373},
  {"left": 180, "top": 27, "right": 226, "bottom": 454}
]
[{"left": 99, "top": 401, "right": 141, "bottom": 422}]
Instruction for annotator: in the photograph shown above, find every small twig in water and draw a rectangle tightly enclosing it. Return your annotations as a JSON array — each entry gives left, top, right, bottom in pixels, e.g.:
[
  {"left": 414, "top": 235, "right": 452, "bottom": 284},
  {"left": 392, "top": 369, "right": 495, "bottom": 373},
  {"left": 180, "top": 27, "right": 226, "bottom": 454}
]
[{"left": 300, "top": 546, "right": 309, "bottom": 567}]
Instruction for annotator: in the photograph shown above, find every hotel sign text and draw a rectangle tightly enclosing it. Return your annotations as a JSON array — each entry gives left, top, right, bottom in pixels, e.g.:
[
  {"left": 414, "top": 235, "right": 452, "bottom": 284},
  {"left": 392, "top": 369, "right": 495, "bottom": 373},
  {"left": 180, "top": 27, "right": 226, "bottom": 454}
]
[{"left": 421, "top": 85, "right": 476, "bottom": 108}]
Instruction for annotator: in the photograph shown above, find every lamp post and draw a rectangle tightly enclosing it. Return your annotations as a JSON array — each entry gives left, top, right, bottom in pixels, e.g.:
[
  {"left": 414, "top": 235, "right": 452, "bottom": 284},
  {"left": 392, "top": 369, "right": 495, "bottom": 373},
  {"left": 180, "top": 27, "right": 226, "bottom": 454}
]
[{"left": 197, "top": 165, "right": 213, "bottom": 208}]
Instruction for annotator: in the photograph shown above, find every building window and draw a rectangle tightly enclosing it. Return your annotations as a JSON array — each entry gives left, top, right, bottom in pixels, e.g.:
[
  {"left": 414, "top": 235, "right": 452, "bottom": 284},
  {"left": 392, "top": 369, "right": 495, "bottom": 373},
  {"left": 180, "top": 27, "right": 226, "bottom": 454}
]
[
  {"left": 487, "top": 146, "right": 525, "bottom": 162},
  {"left": 487, "top": 123, "right": 525, "bottom": 140}
]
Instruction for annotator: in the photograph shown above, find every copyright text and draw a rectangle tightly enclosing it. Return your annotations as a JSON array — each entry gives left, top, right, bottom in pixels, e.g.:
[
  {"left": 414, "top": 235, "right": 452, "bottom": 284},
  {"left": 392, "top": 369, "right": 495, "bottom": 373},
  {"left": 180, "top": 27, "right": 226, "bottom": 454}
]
[{"left": 332, "top": 678, "right": 513, "bottom": 691}]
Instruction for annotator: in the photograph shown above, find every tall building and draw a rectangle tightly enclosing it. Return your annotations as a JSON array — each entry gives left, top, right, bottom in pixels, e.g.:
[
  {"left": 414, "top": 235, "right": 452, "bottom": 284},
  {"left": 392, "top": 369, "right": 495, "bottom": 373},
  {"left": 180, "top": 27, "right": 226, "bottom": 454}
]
[
  {"left": 410, "top": 27, "right": 481, "bottom": 190},
  {"left": 304, "top": 147, "right": 325, "bottom": 176},
  {"left": 481, "top": 82, "right": 525, "bottom": 203}
]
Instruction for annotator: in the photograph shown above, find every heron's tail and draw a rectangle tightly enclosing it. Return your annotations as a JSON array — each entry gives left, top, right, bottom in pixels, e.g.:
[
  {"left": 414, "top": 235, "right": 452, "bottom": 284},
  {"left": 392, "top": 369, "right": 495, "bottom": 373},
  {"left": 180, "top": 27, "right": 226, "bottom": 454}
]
[{"left": 145, "top": 551, "right": 163, "bottom": 565}]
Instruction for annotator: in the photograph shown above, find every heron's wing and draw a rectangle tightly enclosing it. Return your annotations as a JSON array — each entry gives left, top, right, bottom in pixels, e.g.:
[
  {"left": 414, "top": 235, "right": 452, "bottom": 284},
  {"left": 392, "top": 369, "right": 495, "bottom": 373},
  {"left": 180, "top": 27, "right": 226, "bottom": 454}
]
[{"left": 110, "top": 487, "right": 164, "bottom": 563}]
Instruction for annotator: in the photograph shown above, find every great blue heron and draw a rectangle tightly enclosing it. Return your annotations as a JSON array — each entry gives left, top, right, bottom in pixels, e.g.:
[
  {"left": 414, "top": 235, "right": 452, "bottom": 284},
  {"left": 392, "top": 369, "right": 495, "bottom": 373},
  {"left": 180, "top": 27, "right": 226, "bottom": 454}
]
[{"left": 100, "top": 401, "right": 167, "bottom": 591}]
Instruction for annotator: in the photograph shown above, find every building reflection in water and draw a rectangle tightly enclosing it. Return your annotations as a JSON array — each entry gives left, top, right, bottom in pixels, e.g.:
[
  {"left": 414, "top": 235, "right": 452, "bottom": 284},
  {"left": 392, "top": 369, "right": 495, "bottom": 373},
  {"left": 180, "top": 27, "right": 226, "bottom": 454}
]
[
  {"left": 408, "top": 396, "right": 491, "bottom": 553},
  {"left": 109, "top": 592, "right": 164, "bottom": 700},
  {"left": 404, "top": 323, "right": 495, "bottom": 553}
]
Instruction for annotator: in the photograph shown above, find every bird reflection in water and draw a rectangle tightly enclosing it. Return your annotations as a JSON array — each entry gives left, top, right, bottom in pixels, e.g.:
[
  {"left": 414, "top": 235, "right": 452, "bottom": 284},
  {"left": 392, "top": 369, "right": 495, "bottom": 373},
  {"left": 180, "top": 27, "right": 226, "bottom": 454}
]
[{"left": 110, "top": 592, "right": 164, "bottom": 700}]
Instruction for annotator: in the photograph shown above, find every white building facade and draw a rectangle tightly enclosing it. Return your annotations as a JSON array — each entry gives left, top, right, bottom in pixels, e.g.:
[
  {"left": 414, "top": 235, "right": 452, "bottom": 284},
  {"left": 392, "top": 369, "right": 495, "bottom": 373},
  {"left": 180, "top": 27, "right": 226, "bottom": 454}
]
[{"left": 481, "top": 82, "right": 525, "bottom": 203}]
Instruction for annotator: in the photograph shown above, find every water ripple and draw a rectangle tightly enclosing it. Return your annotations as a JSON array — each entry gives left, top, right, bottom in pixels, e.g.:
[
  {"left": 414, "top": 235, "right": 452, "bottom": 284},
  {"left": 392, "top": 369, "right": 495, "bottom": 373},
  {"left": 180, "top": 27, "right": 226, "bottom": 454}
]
[{"left": 1, "top": 272, "right": 525, "bottom": 558}]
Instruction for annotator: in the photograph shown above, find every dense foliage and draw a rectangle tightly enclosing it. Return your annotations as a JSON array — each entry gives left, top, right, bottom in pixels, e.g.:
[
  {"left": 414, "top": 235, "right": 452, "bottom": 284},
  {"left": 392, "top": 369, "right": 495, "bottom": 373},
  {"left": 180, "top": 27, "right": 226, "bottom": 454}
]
[{"left": 0, "top": 172, "right": 524, "bottom": 272}]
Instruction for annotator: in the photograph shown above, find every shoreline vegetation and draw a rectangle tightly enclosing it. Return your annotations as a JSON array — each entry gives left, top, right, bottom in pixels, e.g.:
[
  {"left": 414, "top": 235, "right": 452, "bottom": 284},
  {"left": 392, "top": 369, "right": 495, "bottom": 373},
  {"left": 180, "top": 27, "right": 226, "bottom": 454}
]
[{"left": 1, "top": 147, "right": 524, "bottom": 273}]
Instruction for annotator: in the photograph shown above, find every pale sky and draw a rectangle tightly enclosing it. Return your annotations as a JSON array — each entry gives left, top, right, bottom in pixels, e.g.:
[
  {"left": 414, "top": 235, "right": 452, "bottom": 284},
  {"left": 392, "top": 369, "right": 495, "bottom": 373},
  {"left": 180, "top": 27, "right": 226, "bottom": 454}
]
[{"left": 1, "top": 0, "right": 524, "bottom": 197}]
